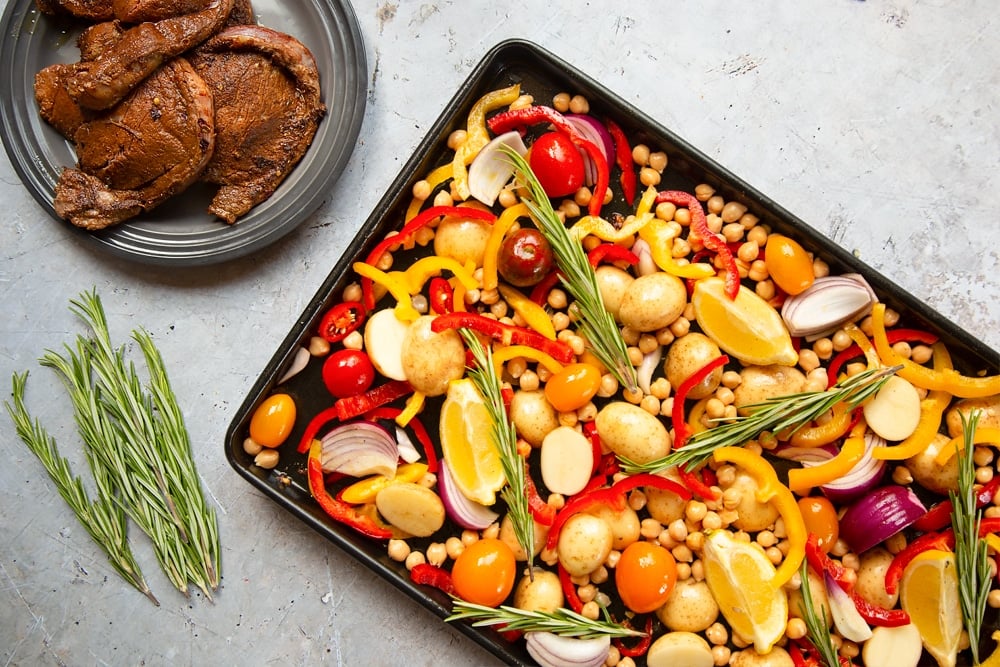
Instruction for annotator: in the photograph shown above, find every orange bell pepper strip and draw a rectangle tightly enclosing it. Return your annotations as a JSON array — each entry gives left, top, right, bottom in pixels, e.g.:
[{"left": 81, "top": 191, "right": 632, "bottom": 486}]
[
  {"left": 843, "top": 323, "right": 880, "bottom": 370},
  {"left": 712, "top": 446, "right": 806, "bottom": 588},
  {"left": 634, "top": 188, "right": 716, "bottom": 280},
  {"left": 497, "top": 283, "right": 557, "bottom": 341},
  {"left": 871, "top": 302, "right": 1000, "bottom": 398},
  {"left": 451, "top": 83, "right": 522, "bottom": 201},
  {"left": 788, "top": 417, "right": 867, "bottom": 494},
  {"left": 482, "top": 202, "right": 532, "bottom": 291},
  {"left": 656, "top": 190, "right": 740, "bottom": 299},
  {"left": 934, "top": 426, "right": 1000, "bottom": 466},
  {"left": 786, "top": 401, "right": 853, "bottom": 448}
]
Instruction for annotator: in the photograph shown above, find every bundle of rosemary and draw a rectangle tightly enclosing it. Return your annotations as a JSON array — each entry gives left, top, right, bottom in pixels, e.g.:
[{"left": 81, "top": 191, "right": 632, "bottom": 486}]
[{"left": 4, "top": 289, "right": 220, "bottom": 603}]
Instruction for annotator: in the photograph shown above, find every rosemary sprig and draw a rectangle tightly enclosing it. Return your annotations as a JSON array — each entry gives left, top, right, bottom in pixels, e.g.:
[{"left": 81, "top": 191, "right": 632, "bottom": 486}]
[
  {"left": 447, "top": 599, "right": 643, "bottom": 639},
  {"left": 620, "top": 365, "right": 900, "bottom": 474},
  {"left": 950, "top": 410, "right": 991, "bottom": 665},
  {"left": 460, "top": 329, "right": 535, "bottom": 572},
  {"left": 5, "top": 371, "right": 157, "bottom": 605},
  {"left": 503, "top": 147, "right": 638, "bottom": 392},
  {"left": 797, "top": 560, "right": 842, "bottom": 667}
]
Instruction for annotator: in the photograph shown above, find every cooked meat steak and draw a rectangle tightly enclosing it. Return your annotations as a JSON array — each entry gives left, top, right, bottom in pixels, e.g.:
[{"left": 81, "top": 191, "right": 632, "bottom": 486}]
[
  {"left": 66, "top": 0, "right": 234, "bottom": 110},
  {"left": 112, "top": 0, "right": 214, "bottom": 23},
  {"left": 224, "top": 0, "right": 255, "bottom": 26},
  {"left": 35, "top": 0, "right": 113, "bottom": 22},
  {"left": 189, "top": 25, "right": 324, "bottom": 223},
  {"left": 35, "top": 63, "right": 90, "bottom": 139},
  {"left": 53, "top": 57, "right": 215, "bottom": 230}
]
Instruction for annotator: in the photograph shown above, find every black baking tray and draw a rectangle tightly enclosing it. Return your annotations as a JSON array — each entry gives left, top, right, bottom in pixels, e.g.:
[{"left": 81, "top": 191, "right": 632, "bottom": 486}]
[{"left": 225, "top": 39, "right": 1000, "bottom": 665}]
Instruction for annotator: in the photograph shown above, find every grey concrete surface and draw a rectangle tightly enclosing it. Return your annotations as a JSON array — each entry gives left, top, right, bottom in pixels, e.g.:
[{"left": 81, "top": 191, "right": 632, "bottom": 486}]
[{"left": 2, "top": 1, "right": 998, "bottom": 666}]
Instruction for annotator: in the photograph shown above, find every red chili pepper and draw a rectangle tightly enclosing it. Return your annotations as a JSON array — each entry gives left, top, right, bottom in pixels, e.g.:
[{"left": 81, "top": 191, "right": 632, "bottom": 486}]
[
  {"left": 672, "top": 354, "right": 730, "bottom": 448},
  {"left": 914, "top": 476, "right": 1000, "bottom": 532},
  {"left": 558, "top": 562, "right": 585, "bottom": 613},
  {"left": 805, "top": 533, "right": 852, "bottom": 590},
  {"left": 529, "top": 271, "right": 562, "bottom": 305},
  {"left": 613, "top": 616, "right": 653, "bottom": 658},
  {"left": 361, "top": 205, "right": 496, "bottom": 310},
  {"left": 334, "top": 380, "right": 413, "bottom": 421},
  {"left": 318, "top": 301, "right": 366, "bottom": 343},
  {"left": 409, "top": 562, "right": 455, "bottom": 594},
  {"left": 604, "top": 118, "right": 637, "bottom": 206},
  {"left": 428, "top": 277, "right": 454, "bottom": 315},
  {"left": 884, "top": 530, "right": 955, "bottom": 595},
  {"left": 306, "top": 441, "right": 393, "bottom": 540},
  {"left": 656, "top": 190, "right": 740, "bottom": 300},
  {"left": 524, "top": 472, "right": 556, "bottom": 526},
  {"left": 587, "top": 243, "right": 639, "bottom": 268},
  {"left": 363, "top": 407, "right": 439, "bottom": 474},
  {"left": 487, "top": 106, "right": 610, "bottom": 217},
  {"left": 826, "top": 328, "right": 940, "bottom": 387},
  {"left": 430, "top": 311, "right": 575, "bottom": 363}
]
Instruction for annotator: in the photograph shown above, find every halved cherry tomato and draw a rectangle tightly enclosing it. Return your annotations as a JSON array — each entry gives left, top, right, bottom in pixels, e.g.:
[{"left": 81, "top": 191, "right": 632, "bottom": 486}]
[
  {"left": 318, "top": 301, "right": 366, "bottom": 343},
  {"left": 322, "top": 349, "right": 376, "bottom": 398},
  {"left": 528, "top": 131, "right": 585, "bottom": 198},
  {"left": 797, "top": 496, "right": 839, "bottom": 552},
  {"left": 450, "top": 537, "right": 516, "bottom": 607},
  {"left": 544, "top": 363, "right": 602, "bottom": 412},
  {"left": 249, "top": 393, "right": 297, "bottom": 448},
  {"left": 763, "top": 234, "right": 814, "bottom": 295},
  {"left": 615, "top": 541, "right": 677, "bottom": 613}
]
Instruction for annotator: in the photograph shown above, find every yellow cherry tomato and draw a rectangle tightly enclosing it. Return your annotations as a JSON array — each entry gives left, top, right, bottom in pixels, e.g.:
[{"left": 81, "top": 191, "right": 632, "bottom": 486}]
[
  {"left": 764, "top": 234, "right": 814, "bottom": 296},
  {"left": 615, "top": 541, "right": 678, "bottom": 613},
  {"left": 544, "top": 363, "right": 602, "bottom": 412},
  {"left": 249, "top": 393, "right": 297, "bottom": 448},
  {"left": 451, "top": 538, "right": 516, "bottom": 607}
]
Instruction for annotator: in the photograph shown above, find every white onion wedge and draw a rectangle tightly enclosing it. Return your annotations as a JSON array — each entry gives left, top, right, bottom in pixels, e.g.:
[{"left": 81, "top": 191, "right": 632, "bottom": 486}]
[
  {"left": 320, "top": 422, "right": 398, "bottom": 478},
  {"left": 467, "top": 130, "right": 527, "bottom": 206}
]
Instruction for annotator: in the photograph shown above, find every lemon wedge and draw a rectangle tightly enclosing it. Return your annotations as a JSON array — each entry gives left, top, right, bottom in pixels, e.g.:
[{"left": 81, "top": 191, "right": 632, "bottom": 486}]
[
  {"left": 899, "top": 549, "right": 962, "bottom": 667},
  {"left": 439, "top": 378, "right": 505, "bottom": 505}
]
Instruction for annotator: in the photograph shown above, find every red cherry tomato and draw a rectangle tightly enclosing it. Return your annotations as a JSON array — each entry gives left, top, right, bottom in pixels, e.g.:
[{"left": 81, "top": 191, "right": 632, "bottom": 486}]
[
  {"left": 615, "top": 541, "right": 678, "bottom": 613},
  {"left": 451, "top": 538, "right": 516, "bottom": 607},
  {"left": 318, "top": 301, "right": 366, "bottom": 343},
  {"left": 544, "top": 363, "right": 602, "bottom": 412},
  {"left": 764, "top": 234, "right": 815, "bottom": 296},
  {"left": 322, "top": 349, "right": 376, "bottom": 398},
  {"left": 528, "top": 132, "right": 585, "bottom": 198},
  {"left": 798, "top": 496, "right": 840, "bottom": 552},
  {"left": 249, "top": 393, "right": 297, "bottom": 448}
]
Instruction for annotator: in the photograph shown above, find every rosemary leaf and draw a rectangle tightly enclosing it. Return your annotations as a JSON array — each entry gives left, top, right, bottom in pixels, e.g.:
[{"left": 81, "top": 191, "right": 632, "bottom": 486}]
[
  {"left": 950, "top": 410, "right": 991, "bottom": 665},
  {"left": 797, "top": 560, "right": 842, "bottom": 667},
  {"left": 620, "top": 365, "right": 900, "bottom": 474},
  {"left": 502, "top": 147, "right": 637, "bottom": 392},
  {"left": 460, "top": 329, "right": 535, "bottom": 572},
  {"left": 447, "top": 600, "right": 643, "bottom": 639}
]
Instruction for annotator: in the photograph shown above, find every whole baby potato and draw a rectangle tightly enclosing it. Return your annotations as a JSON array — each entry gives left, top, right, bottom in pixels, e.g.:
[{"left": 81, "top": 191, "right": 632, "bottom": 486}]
[
  {"left": 730, "top": 647, "right": 794, "bottom": 667},
  {"left": 586, "top": 503, "right": 641, "bottom": 551},
  {"left": 618, "top": 272, "right": 687, "bottom": 332},
  {"left": 557, "top": 513, "right": 614, "bottom": 577},
  {"left": 908, "top": 432, "right": 959, "bottom": 495},
  {"left": 854, "top": 548, "right": 898, "bottom": 610},
  {"left": 513, "top": 568, "right": 563, "bottom": 613},
  {"left": 594, "top": 265, "right": 634, "bottom": 321},
  {"left": 499, "top": 514, "right": 549, "bottom": 561},
  {"left": 733, "top": 365, "right": 807, "bottom": 409},
  {"left": 723, "top": 470, "right": 779, "bottom": 532},
  {"left": 432, "top": 209, "right": 493, "bottom": 266},
  {"left": 595, "top": 401, "right": 672, "bottom": 464},
  {"left": 664, "top": 332, "right": 724, "bottom": 400},
  {"left": 510, "top": 390, "right": 560, "bottom": 446},
  {"left": 400, "top": 315, "right": 465, "bottom": 396},
  {"left": 787, "top": 568, "right": 829, "bottom": 624},
  {"left": 656, "top": 579, "right": 719, "bottom": 632},
  {"left": 945, "top": 395, "right": 1000, "bottom": 437},
  {"left": 645, "top": 483, "right": 688, "bottom": 525}
]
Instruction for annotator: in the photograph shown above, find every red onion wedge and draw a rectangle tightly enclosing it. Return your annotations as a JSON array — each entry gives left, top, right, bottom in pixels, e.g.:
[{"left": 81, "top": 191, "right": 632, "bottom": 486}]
[
  {"left": 824, "top": 571, "right": 873, "bottom": 642},
  {"left": 320, "top": 421, "right": 398, "bottom": 479},
  {"left": 525, "top": 631, "right": 610, "bottom": 667},
  {"left": 839, "top": 484, "right": 926, "bottom": 554},
  {"left": 775, "top": 432, "right": 886, "bottom": 503},
  {"left": 467, "top": 130, "right": 528, "bottom": 206},
  {"left": 565, "top": 114, "right": 613, "bottom": 187},
  {"left": 438, "top": 459, "right": 499, "bottom": 530}
]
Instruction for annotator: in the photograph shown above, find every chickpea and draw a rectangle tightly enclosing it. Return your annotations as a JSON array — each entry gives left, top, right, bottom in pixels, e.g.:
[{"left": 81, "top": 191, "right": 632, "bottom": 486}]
[
  {"left": 254, "top": 449, "right": 279, "bottom": 469},
  {"left": 632, "top": 143, "right": 651, "bottom": 166},
  {"left": 387, "top": 539, "right": 410, "bottom": 562}
]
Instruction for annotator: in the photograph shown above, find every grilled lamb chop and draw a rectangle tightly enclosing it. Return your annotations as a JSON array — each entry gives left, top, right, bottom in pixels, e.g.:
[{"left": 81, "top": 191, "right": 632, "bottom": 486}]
[
  {"left": 52, "top": 57, "right": 215, "bottom": 229},
  {"left": 66, "top": 0, "right": 234, "bottom": 110},
  {"left": 189, "top": 24, "right": 324, "bottom": 223}
]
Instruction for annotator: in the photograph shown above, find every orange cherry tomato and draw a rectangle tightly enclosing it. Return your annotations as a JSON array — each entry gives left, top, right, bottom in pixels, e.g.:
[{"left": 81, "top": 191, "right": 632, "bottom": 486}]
[
  {"left": 764, "top": 234, "right": 815, "bottom": 296},
  {"left": 615, "top": 541, "right": 678, "bottom": 613},
  {"left": 544, "top": 363, "right": 602, "bottom": 412},
  {"left": 451, "top": 538, "right": 516, "bottom": 607},
  {"left": 249, "top": 393, "right": 297, "bottom": 448},
  {"left": 797, "top": 496, "right": 840, "bottom": 552}
]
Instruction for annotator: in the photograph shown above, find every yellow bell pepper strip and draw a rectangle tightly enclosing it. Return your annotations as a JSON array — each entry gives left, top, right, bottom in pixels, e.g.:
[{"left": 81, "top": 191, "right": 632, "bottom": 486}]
[
  {"left": 497, "top": 283, "right": 557, "bottom": 340},
  {"left": 980, "top": 631, "right": 1000, "bottom": 667},
  {"left": 826, "top": 327, "right": 939, "bottom": 387},
  {"left": 656, "top": 190, "right": 740, "bottom": 299},
  {"left": 567, "top": 213, "right": 653, "bottom": 243},
  {"left": 987, "top": 533, "right": 1000, "bottom": 554},
  {"left": 352, "top": 262, "right": 420, "bottom": 322},
  {"left": 491, "top": 344, "right": 565, "bottom": 377},
  {"left": 395, "top": 390, "right": 426, "bottom": 427},
  {"left": 872, "top": 302, "right": 1000, "bottom": 398},
  {"left": 788, "top": 417, "right": 868, "bottom": 494},
  {"left": 306, "top": 440, "right": 393, "bottom": 539},
  {"left": 482, "top": 202, "right": 531, "bottom": 291},
  {"left": 872, "top": 342, "right": 953, "bottom": 460},
  {"left": 338, "top": 462, "right": 429, "bottom": 505},
  {"left": 843, "top": 323, "right": 880, "bottom": 370},
  {"left": 934, "top": 426, "right": 1000, "bottom": 466},
  {"left": 786, "top": 401, "right": 854, "bottom": 448},
  {"left": 451, "top": 83, "right": 522, "bottom": 201},
  {"left": 712, "top": 446, "right": 806, "bottom": 588},
  {"left": 635, "top": 184, "right": 716, "bottom": 280},
  {"left": 405, "top": 163, "right": 453, "bottom": 221},
  {"left": 403, "top": 256, "right": 478, "bottom": 295}
]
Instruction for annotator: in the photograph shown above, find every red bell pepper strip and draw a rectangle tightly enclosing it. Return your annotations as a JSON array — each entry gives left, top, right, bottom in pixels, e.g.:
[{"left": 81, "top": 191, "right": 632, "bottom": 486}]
[
  {"left": 805, "top": 533, "right": 852, "bottom": 590},
  {"left": 582, "top": 420, "right": 603, "bottom": 476},
  {"left": 613, "top": 616, "right": 653, "bottom": 658},
  {"left": 529, "top": 270, "right": 562, "bottom": 305},
  {"left": 361, "top": 205, "right": 496, "bottom": 310},
  {"left": 587, "top": 243, "right": 639, "bottom": 268},
  {"left": 604, "top": 117, "right": 637, "bottom": 206},
  {"left": 363, "top": 406, "right": 439, "bottom": 474},
  {"left": 430, "top": 311, "right": 576, "bottom": 363},
  {"left": 679, "top": 467, "right": 720, "bottom": 501},
  {"left": 524, "top": 472, "right": 556, "bottom": 526},
  {"left": 612, "top": 472, "right": 693, "bottom": 501},
  {"left": 826, "top": 328, "right": 940, "bottom": 387},
  {"left": 297, "top": 405, "right": 341, "bottom": 454},
  {"left": 333, "top": 380, "right": 413, "bottom": 421},
  {"left": 672, "top": 354, "right": 730, "bottom": 448},
  {"left": 850, "top": 589, "right": 910, "bottom": 627},
  {"left": 884, "top": 530, "right": 956, "bottom": 595},
  {"left": 789, "top": 642, "right": 819, "bottom": 667},
  {"left": 914, "top": 475, "right": 1000, "bottom": 533},
  {"left": 306, "top": 440, "right": 393, "bottom": 540},
  {"left": 558, "top": 562, "right": 585, "bottom": 613},
  {"left": 428, "top": 277, "right": 454, "bottom": 315},
  {"left": 655, "top": 190, "right": 740, "bottom": 300},
  {"left": 409, "top": 562, "right": 455, "bottom": 594},
  {"left": 486, "top": 106, "right": 610, "bottom": 217},
  {"left": 318, "top": 301, "right": 366, "bottom": 343}
]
